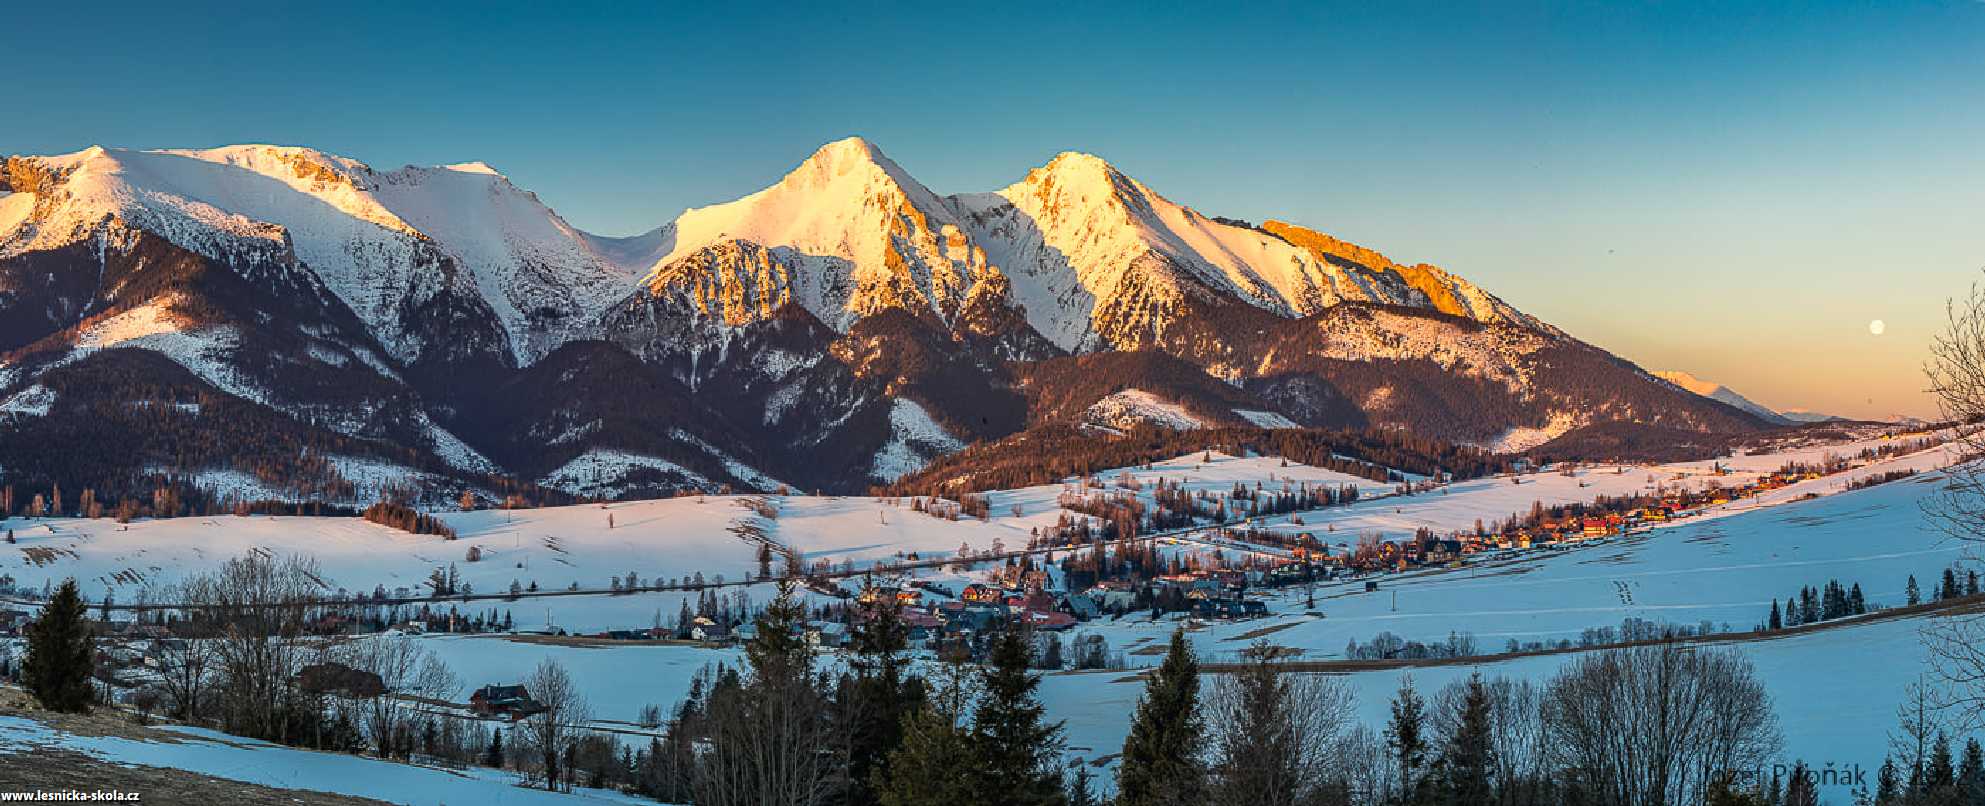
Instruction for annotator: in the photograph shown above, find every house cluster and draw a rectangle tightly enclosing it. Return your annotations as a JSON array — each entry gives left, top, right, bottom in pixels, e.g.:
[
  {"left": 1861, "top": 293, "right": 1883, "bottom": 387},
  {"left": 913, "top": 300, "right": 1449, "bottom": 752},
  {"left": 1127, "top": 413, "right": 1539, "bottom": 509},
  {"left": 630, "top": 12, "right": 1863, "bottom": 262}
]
[
  {"left": 882, "top": 583, "right": 1084, "bottom": 647},
  {"left": 1503, "top": 472, "right": 1819, "bottom": 549},
  {"left": 898, "top": 565, "right": 1277, "bottom": 640},
  {"left": 682, "top": 613, "right": 859, "bottom": 649},
  {"left": 469, "top": 684, "right": 546, "bottom": 720},
  {"left": 1339, "top": 467, "right": 1837, "bottom": 570}
]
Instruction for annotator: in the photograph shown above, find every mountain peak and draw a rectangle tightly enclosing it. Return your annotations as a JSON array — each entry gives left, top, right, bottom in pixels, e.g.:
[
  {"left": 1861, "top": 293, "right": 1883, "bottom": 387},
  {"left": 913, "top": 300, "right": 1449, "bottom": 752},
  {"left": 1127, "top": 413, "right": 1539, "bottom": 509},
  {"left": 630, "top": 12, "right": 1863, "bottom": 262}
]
[
  {"left": 769, "top": 138, "right": 942, "bottom": 216},
  {"left": 441, "top": 160, "right": 504, "bottom": 177},
  {"left": 1026, "top": 150, "right": 1134, "bottom": 192},
  {"left": 1653, "top": 370, "right": 1720, "bottom": 397},
  {"left": 1654, "top": 370, "right": 1791, "bottom": 425},
  {"left": 783, "top": 136, "right": 927, "bottom": 199},
  {"left": 650, "top": 137, "right": 988, "bottom": 332},
  {"left": 1043, "top": 150, "right": 1116, "bottom": 173},
  {"left": 808, "top": 135, "right": 882, "bottom": 161}
]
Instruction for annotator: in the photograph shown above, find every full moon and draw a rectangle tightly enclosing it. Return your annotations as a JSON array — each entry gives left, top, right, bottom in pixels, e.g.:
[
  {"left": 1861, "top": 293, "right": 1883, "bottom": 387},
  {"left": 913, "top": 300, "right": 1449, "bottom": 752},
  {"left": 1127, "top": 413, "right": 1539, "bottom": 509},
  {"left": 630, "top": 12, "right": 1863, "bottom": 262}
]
[{"left": 1870, "top": 319, "right": 1886, "bottom": 336}]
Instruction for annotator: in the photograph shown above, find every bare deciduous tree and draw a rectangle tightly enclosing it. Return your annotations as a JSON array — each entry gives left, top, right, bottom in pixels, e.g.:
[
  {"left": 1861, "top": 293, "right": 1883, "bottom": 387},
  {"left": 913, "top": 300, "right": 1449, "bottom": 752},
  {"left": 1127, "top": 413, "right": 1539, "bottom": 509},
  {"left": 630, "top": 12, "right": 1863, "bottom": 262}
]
[
  {"left": 521, "top": 658, "right": 589, "bottom": 791},
  {"left": 1482, "top": 677, "right": 1551, "bottom": 806},
  {"left": 1889, "top": 676, "right": 1945, "bottom": 788},
  {"left": 340, "top": 634, "right": 459, "bottom": 758},
  {"left": 186, "top": 553, "right": 325, "bottom": 743},
  {"left": 1921, "top": 281, "right": 1985, "bottom": 727},
  {"left": 1541, "top": 643, "right": 1780, "bottom": 806},
  {"left": 154, "top": 633, "right": 212, "bottom": 721},
  {"left": 1334, "top": 722, "right": 1394, "bottom": 805}
]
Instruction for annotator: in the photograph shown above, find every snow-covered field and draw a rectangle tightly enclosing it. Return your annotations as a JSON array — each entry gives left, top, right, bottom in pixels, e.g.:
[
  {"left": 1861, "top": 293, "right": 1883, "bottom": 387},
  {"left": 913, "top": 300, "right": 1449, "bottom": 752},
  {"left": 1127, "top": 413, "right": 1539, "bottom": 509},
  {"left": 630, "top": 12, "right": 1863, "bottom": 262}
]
[
  {"left": 1043, "top": 613, "right": 1934, "bottom": 784},
  {"left": 725, "top": 443, "right": 1940, "bottom": 680},
  {"left": 0, "top": 451, "right": 1395, "bottom": 631},
  {"left": 417, "top": 634, "right": 740, "bottom": 728},
  {"left": 0, "top": 714, "right": 652, "bottom": 805},
  {"left": 391, "top": 455, "right": 1960, "bottom": 728},
  {"left": 0, "top": 430, "right": 1948, "bottom": 636}
]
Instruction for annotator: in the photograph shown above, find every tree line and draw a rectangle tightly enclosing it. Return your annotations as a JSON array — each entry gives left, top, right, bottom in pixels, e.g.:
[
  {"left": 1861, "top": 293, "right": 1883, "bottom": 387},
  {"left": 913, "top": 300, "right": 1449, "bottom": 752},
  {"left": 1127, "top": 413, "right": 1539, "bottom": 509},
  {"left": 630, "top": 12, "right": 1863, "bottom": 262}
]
[
  {"left": 882, "top": 423, "right": 1505, "bottom": 499},
  {"left": 17, "top": 565, "right": 1940, "bottom": 806}
]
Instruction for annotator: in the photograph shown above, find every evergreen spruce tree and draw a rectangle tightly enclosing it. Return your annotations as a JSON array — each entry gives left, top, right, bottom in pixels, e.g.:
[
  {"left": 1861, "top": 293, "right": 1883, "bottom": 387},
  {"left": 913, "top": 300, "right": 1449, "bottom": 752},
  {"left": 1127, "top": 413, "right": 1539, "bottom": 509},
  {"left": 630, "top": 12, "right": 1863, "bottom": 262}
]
[
  {"left": 1386, "top": 678, "right": 1429, "bottom": 802},
  {"left": 1961, "top": 738, "right": 1985, "bottom": 804},
  {"left": 1908, "top": 575, "right": 1922, "bottom": 606},
  {"left": 1783, "top": 761, "right": 1818, "bottom": 806},
  {"left": 1875, "top": 755, "right": 1899, "bottom": 804},
  {"left": 1930, "top": 733, "right": 1956, "bottom": 791},
  {"left": 1769, "top": 599, "right": 1782, "bottom": 631},
  {"left": 973, "top": 629, "right": 1068, "bottom": 806},
  {"left": 845, "top": 590, "right": 925, "bottom": 804},
  {"left": 1444, "top": 674, "right": 1496, "bottom": 804},
  {"left": 697, "top": 579, "right": 842, "bottom": 805},
  {"left": 1706, "top": 776, "right": 1770, "bottom": 806},
  {"left": 1850, "top": 583, "right": 1867, "bottom": 615},
  {"left": 485, "top": 727, "right": 505, "bottom": 768},
  {"left": 22, "top": 578, "right": 94, "bottom": 713},
  {"left": 1068, "top": 763, "right": 1098, "bottom": 806},
  {"left": 744, "top": 581, "right": 809, "bottom": 678},
  {"left": 1115, "top": 629, "right": 1205, "bottom": 806},
  {"left": 878, "top": 662, "right": 981, "bottom": 806}
]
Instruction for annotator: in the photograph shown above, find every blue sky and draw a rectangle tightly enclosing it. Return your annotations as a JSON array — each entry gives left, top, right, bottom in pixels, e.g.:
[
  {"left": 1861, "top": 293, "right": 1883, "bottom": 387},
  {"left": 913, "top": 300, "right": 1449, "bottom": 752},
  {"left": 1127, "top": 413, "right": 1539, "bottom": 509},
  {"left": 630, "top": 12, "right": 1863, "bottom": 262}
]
[{"left": 7, "top": 1, "right": 1982, "bottom": 418}]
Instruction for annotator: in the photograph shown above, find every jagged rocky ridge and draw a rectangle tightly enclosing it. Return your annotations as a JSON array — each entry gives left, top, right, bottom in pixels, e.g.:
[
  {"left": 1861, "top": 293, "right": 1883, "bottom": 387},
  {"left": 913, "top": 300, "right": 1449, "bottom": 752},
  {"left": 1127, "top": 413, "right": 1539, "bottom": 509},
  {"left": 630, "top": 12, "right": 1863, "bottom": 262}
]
[{"left": 0, "top": 138, "right": 1771, "bottom": 503}]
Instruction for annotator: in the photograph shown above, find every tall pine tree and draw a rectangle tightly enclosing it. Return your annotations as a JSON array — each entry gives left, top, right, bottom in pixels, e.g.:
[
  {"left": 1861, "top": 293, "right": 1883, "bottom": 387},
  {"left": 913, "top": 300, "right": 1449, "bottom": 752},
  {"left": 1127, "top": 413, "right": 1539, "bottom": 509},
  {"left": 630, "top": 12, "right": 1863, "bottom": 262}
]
[
  {"left": 974, "top": 629, "right": 1068, "bottom": 806},
  {"left": 1116, "top": 629, "right": 1206, "bottom": 806},
  {"left": 845, "top": 590, "right": 925, "bottom": 803},
  {"left": 1783, "top": 761, "right": 1818, "bottom": 806},
  {"left": 1386, "top": 678, "right": 1429, "bottom": 803},
  {"left": 1961, "top": 738, "right": 1985, "bottom": 805},
  {"left": 1444, "top": 674, "right": 1497, "bottom": 804},
  {"left": 1068, "top": 763, "right": 1098, "bottom": 806},
  {"left": 23, "top": 578, "right": 94, "bottom": 713},
  {"left": 1929, "top": 733, "right": 1956, "bottom": 792},
  {"left": 1875, "top": 756, "right": 1899, "bottom": 804},
  {"left": 485, "top": 727, "right": 505, "bottom": 769},
  {"left": 878, "top": 661, "right": 979, "bottom": 806}
]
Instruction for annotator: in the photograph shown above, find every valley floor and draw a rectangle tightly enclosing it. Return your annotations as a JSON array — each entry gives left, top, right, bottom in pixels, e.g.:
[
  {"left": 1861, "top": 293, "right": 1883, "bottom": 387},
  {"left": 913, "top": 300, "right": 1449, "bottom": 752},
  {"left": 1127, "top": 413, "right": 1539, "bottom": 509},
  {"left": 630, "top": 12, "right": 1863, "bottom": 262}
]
[{"left": 0, "top": 426, "right": 1963, "bottom": 804}]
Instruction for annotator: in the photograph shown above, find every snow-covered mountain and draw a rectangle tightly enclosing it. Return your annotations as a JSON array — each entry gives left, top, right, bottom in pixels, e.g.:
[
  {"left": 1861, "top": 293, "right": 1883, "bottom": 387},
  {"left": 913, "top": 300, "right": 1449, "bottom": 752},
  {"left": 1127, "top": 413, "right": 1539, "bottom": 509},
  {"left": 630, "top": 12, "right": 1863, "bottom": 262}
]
[
  {"left": 1654, "top": 371, "right": 1796, "bottom": 426},
  {"left": 1, "top": 145, "right": 638, "bottom": 365},
  {"left": 640, "top": 137, "right": 999, "bottom": 332},
  {"left": 0, "top": 138, "right": 1775, "bottom": 507},
  {"left": 947, "top": 151, "right": 1541, "bottom": 353}
]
